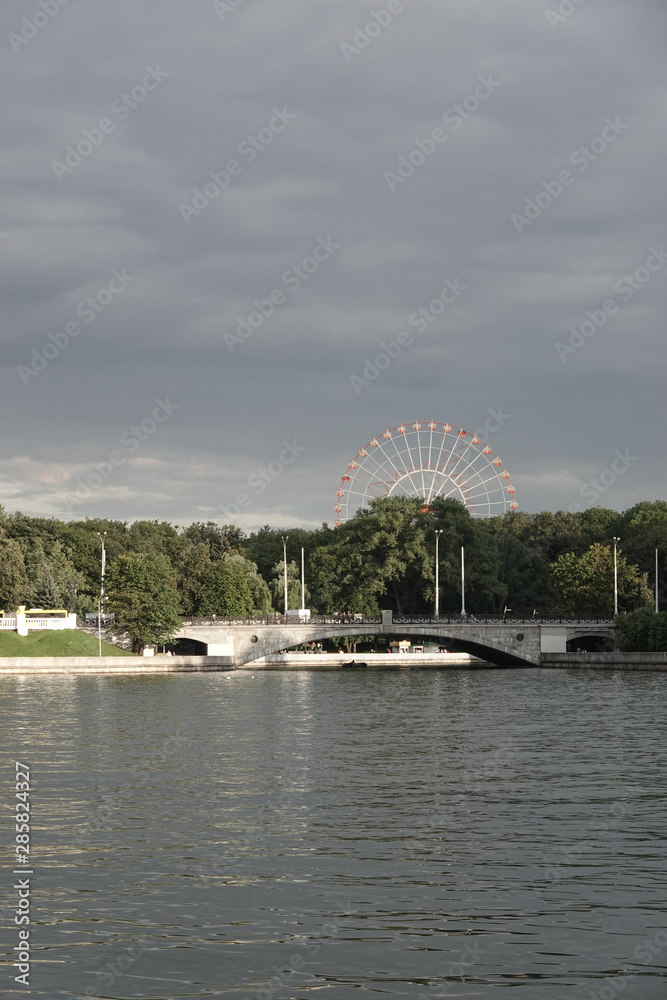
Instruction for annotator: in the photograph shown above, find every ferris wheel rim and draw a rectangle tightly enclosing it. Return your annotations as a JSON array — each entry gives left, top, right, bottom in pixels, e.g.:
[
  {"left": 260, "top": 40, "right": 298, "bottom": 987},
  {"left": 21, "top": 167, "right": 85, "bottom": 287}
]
[{"left": 334, "top": 420, "right": 517, "bottom": 524}]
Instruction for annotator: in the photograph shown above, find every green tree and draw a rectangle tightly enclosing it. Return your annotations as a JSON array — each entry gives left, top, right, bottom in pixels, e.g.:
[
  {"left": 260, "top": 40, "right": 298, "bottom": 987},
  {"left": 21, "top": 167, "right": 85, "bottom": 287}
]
[
  {"left": 245, "top": 525, "right": 330, "bottom": 593},
  {"left": 308, "top": 545, "right": 344, "bottom": 613},
  {"left": 621, "top": 501, "right": 667, "bottom": 601},
  {"left": 182, "top": 522, "right": 246, "bottom": 561},
  {"left": 551, "top": 543, "right": 651, "bottom": 616},
  {"left": 428, "top": 497, "right": 505, "bottom": 613},
  {"left": 225, "top": 554, "right": 273, "bottom": 614},
  {"left": 615, "top": 608, "right": 652, "bottom": 651},
  {"left": 270, "top": 560, "right": 307, "bottom": 611},
  {"left": 33, "top": 567, "right": 62, "bottom": 608},
  {"left": 0, "top": 528, "right": 29, "bottom": 610},
  {"left": 199, "top": 561, "right": 254, "bottom": 616},
  {"left": 105, "top": 552, "right": 181, "bottom": 650},
  {"left": 176, "top": 540, "right": 213, "bottom": 615},
  {"left": 484, "top": 511, "right": 552, "bottom": 613}
]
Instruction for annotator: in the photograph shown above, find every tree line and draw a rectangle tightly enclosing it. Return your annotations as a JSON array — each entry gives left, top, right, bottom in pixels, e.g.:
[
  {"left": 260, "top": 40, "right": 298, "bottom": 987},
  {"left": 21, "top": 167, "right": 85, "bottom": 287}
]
[{"left": 0, "top": 497, "right": 665, "bottom": 647}]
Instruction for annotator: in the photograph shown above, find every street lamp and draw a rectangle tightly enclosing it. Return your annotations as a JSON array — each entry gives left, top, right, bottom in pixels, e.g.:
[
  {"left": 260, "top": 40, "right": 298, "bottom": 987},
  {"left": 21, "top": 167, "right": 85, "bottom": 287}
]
[
  {"left": 434, "top": 530, "right": 443, "bottom": 617},
  {"left": 460, "top": 545, "right": 466, "bottom": 617},
  {"left": 96, "top": 531, "right": 107, "bottom": 657},
  {"left": 281, "top": 535, "right": 289, "bottom": 616},
  {"left": 613, "top": 536, "right": 620, "bottom": 617}
]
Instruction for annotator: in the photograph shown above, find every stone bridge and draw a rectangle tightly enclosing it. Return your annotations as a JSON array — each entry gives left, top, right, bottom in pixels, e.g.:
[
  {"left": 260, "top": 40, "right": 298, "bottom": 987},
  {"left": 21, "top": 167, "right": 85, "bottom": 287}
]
[{"left": 174, "top": 612, "right": 615, "bottom": 668}]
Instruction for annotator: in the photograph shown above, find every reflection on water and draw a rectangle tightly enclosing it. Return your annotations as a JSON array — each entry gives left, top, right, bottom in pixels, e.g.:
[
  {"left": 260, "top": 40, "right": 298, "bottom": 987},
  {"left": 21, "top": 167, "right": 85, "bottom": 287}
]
[{"left": 1, "top": 669, "right": 666, "bottom": 999}]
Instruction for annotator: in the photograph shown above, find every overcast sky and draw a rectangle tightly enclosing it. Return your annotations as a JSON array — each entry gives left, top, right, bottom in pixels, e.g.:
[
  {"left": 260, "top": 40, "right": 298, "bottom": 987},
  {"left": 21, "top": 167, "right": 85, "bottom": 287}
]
[{"left": 1, "top": 0, "right": 665, "bottom": 531}]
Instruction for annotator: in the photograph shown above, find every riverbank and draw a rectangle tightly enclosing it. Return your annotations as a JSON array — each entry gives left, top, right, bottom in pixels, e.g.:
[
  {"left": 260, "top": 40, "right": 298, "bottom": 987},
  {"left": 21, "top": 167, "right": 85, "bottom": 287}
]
[
  {"left": 541, "top": 652, "right": 667, "bottom": 670},
  {"left": 0, "top": 629, "right": 131, "bottom": 657},
  {"left": 0, "top": 655, "right": 234, "bottom": 674},
  {"left": 238, "top": 652, "right": 491, "bottom": 669},
  {"left": 2, "top": 651, "right": 666, "bottom": 674}
]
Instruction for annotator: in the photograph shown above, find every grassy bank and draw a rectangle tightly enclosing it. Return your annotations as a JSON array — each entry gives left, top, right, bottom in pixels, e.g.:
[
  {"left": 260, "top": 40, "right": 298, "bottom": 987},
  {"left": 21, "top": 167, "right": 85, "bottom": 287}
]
[{"left": 0, "top": 630, "right": 133, "bottom": 657}]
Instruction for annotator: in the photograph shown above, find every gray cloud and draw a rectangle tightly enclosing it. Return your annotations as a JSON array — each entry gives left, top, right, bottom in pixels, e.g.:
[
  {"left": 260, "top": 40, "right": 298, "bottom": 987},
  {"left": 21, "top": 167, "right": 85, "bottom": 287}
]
[{"left": 1, "top": 0, "right": 664, "bottom": 528}]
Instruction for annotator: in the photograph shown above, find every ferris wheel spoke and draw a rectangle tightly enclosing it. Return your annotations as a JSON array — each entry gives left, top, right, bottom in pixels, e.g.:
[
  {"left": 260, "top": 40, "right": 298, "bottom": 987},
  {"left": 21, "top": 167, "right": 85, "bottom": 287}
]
[
  {"left": 402, "top": 468, "right": 428, "bottom": 501},
  {"left": 338, "top": 421, "right": 516, "bottom": 523},
  {"left": 433, "top": 424, "right": 450, "bottom": 474},
  {"left": 445, "top": 437, "right": 478, "bottom": 479},
  {"left": 450, "top": 448, "right": 497, "bottom": 491},
  {"left": 456, "top": 459, "right": 498, "bottom": 490},
  {"left": 401, "top": 429, "right": 420, "bottom": 488},
  {"left": 440, "top": 428, "right": 463, "bottom": 478},
  {"left": 375, "top": 437, "right": 407, "bottom": 483}
]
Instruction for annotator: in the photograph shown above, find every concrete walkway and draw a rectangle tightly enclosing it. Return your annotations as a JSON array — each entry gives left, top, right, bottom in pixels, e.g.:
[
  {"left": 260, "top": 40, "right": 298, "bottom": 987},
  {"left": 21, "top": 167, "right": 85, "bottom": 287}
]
[{"left": 0, "top": 655, "right": 234, "bottom": 674}]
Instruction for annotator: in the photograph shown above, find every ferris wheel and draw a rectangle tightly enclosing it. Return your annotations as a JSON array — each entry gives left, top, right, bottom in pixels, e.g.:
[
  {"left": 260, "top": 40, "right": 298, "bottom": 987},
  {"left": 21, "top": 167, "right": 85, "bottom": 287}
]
[{"left": 334, "top": 421, "right": 518, "bottom": 524}]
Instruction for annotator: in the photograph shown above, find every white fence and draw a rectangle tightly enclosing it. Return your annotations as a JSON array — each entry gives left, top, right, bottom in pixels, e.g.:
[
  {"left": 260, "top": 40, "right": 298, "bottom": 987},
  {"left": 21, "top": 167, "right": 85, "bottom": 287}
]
[{"left": 1, "top": 613, "right": 78, "bottom": 634}]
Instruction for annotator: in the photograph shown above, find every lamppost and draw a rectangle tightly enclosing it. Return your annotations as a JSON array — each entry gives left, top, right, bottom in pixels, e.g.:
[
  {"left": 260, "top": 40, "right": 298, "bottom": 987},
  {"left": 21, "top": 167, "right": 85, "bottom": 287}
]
[
  {"left": 96, "top": 531, "right": 107, "bottom": 657},
  {"left": 613, "top": 536, "right": 620, "bottom": 617},
  {"left": 656, "top": 548, "right": 660, "bottom": 613},
  {"left": 434, "top": 530, "right": 443, "bottom": 617},
  {"left": 281, "top": 535, "right": 289, "bottom": 616},
  {"left": 460, "top": 545, "right": 466, "bottom": 617}
]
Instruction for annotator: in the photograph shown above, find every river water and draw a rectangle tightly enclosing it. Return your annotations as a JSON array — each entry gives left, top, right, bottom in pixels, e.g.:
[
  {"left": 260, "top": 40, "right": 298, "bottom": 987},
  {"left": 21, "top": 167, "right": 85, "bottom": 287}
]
[{"left": 1, "top": 669, "right": 666, "bottom": 999}]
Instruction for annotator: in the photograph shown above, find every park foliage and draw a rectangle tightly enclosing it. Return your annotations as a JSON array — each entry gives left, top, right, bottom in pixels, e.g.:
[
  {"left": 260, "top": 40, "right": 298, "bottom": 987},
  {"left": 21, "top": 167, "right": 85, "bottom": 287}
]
[{"left": 0, "top": 497, "right": 664, "bottom": 648}]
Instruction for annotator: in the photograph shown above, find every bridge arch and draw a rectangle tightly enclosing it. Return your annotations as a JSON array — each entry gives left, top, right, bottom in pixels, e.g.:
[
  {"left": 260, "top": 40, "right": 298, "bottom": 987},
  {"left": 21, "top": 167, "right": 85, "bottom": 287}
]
[
  {"left": 566, "top": 632, "right": 614, "bottom": 652},
  {"left": 174, "top": 614, "right": 615, "bottom": 668},
  {"left": 384, "top": 630, "right": 534, "bottom": 667},
  {"left": 228, "top": 625, "right": 539, "bottom": 668}
]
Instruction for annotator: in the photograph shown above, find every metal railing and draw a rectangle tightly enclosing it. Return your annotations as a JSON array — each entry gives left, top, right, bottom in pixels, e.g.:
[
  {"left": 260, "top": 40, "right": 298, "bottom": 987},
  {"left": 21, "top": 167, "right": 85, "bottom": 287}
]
[
  {"left": 393, "top": 615, "right": 615, "bottom": 626},
  {"left": 179, "top": 613, "right": 613, "bottom": 628},
  {"left": 179, "top": 614, "right": 383, "bottom": 627}
]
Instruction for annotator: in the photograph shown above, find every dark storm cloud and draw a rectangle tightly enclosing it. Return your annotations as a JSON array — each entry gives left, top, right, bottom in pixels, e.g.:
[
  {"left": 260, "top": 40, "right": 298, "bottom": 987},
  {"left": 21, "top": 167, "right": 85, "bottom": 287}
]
[{"left": 0, "top": 0, "right": 664, "bottom": 528}]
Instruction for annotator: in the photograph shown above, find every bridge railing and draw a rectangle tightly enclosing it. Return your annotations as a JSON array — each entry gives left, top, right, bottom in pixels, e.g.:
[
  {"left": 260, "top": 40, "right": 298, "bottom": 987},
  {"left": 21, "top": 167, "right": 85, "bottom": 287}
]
[
  {"left": 393, "top": 615, "right": 615, "bottom": 626},
  {"left": 179, "top": 614, "right": 383, "bottom": 627},
  {"left": 179, "top": 613, "right": 613, "bottom": 628}
]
